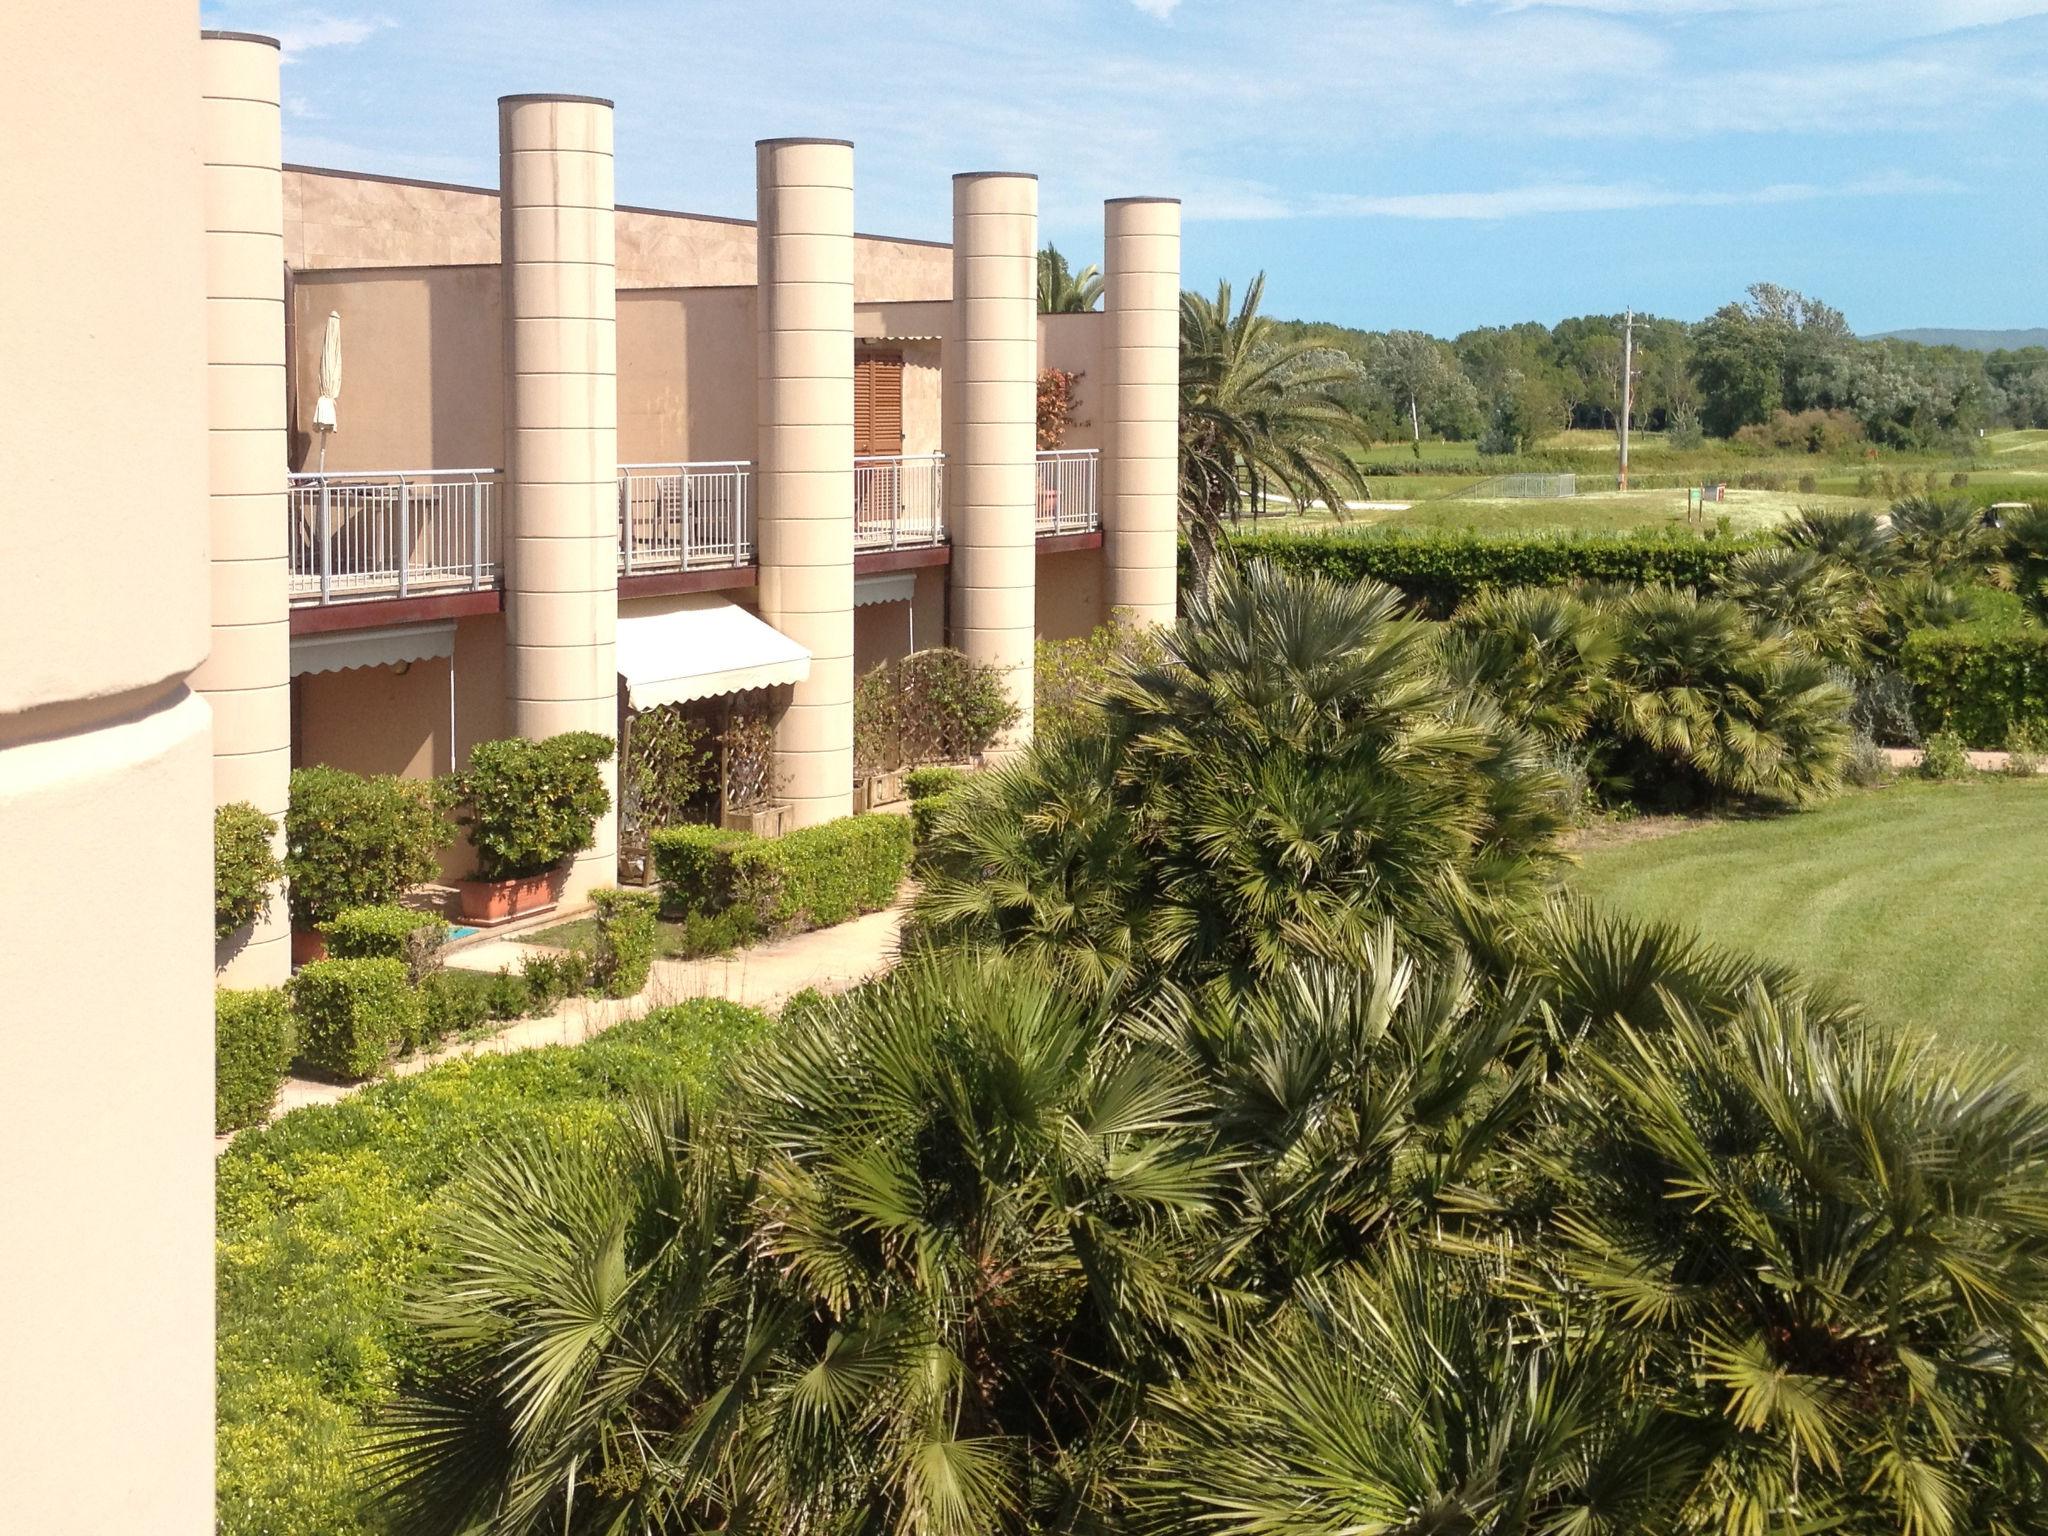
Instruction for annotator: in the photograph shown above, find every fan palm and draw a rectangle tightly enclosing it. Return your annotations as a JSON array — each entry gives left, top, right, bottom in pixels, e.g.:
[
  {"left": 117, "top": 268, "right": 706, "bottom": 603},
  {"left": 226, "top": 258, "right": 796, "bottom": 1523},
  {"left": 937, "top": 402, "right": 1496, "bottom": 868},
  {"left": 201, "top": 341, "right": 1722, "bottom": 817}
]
[
  {"left": 1778, "top": 504, "right": 1899, "bottom": 579},
  {"left": 1439, "top": 586, "right": 1618, "bottom": 743},
  {"left": 1718, "top": 546, "right": 1873, "bottom": 670},
  {"left": 374, "top": 956, "right": 1224, "bottom": 1536},
  {"left": 1888, "top": 494, "right": 1999, "bottom": 581},
  {"left": 1542, "top": 987, "right": 2048, "bottom": 1534},
  {"left": 2000, "top": 502, "right": 2048, "bottom": 620},
  {"left": 1602, "top": 588, "right": 1851, "bottom": 805},
  {"left": 1179, "top": 275, "right": 1375, "bottom": 598},
  {"left": 1037, "top": 243, "right": 1102, "bottom": 314},
  {"left": 915, "top": 561, "right": 1570, "bottom": 998}
]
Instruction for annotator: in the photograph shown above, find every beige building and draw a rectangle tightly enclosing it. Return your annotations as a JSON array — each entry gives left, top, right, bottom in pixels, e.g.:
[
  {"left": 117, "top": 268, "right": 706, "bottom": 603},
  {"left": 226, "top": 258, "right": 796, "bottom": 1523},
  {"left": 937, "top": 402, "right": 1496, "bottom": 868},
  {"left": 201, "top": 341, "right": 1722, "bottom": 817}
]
[
  {"left": 271, "top": 93, "right": 1182, "bottom": 925},
  {"left": 1, "top": 15, "right": 1176, "bottom": 1521}
]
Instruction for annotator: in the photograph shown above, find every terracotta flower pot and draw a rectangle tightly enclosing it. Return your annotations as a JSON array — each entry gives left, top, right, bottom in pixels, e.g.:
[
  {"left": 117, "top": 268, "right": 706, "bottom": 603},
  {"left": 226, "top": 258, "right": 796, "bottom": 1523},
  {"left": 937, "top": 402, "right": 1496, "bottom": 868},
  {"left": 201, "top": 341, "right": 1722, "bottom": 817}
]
[
  {"left": 455, "top": 869, "right": 563, "bottom": 924},
  {"left": 291, "top": 928, "right": 327, "bottom": 966}
]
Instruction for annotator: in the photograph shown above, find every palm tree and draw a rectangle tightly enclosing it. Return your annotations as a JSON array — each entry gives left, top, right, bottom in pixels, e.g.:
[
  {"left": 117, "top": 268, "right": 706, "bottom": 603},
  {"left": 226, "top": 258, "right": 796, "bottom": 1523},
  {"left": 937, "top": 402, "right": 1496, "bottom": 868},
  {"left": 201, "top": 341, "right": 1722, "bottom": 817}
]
[
  {"left": 1999, "top": 501, "right": 2048, "bottom": 620},
  {"left": 1719, "top": 546, "right": 1872, "bottom": 670},
  {"left": 1888, "top": 493, "right": 1998, "bottom": 581},
  {"left": 1602, "top": 588, "right": 1851, "bottom": 805},
  {"left": 1439, "top": 586, "right": 1617, "bottom": 744},
  {"left": 1179, "top": 275, "right": 1375, "bottom": 598},
  {"left": 1778, "top": 504, "right": 1899, "bottom": 579},
  {"left": 1036, "top": 244, "right": 1101, "bottom": 313},
  {"left": 915, "top": 561, "right": 1569, "bottom": 997}
]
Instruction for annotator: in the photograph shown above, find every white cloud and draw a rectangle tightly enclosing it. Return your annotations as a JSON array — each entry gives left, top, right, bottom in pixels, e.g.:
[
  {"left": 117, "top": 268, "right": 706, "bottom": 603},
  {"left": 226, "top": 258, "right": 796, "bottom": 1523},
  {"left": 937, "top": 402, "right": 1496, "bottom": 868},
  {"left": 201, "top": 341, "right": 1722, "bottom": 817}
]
[
  {"left": 1129, "top": 0, "right": 1183, "bottom": 15},
  {"left": 1303, "top": 172, "right": 1961, "bottom": 221},
  {"left": 270, "top": 12, "right": 392, "bottom": 62}
]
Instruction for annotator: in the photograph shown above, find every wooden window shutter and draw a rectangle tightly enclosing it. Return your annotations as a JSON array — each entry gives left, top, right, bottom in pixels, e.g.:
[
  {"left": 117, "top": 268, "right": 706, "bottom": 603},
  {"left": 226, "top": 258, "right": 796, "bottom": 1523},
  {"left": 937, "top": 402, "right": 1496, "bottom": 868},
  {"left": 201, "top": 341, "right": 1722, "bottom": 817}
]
[{"left": 854, "top": 349, "right": 904, "bottom": 455}]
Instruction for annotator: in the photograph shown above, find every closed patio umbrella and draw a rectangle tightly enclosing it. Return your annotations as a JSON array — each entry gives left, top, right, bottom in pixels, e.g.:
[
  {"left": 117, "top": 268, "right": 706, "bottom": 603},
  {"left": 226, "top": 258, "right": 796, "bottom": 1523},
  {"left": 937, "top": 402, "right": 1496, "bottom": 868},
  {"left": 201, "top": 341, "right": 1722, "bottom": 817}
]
[{"left": 313, "top": 310, "right": 341, "bottom": 470}]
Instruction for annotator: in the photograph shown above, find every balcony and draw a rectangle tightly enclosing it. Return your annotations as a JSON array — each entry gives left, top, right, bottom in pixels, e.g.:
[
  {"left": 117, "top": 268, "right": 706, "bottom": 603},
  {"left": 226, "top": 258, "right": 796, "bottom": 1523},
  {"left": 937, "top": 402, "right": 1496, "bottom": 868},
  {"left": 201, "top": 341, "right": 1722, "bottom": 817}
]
[
  {"left": 290, "top": 448, "right": 1096, "bottom": 612},
  {"left": 288, "top": 470, "right": 500, "bottom": 607},
  {"left": 618, "top": 461, "right": 754, "bottom": 574},
  {"left": 1035, "top": 448, "right": 1099, "bottom": 535},
  {"left": 855, "top": 452, "right": 946, "bottom": 550}
]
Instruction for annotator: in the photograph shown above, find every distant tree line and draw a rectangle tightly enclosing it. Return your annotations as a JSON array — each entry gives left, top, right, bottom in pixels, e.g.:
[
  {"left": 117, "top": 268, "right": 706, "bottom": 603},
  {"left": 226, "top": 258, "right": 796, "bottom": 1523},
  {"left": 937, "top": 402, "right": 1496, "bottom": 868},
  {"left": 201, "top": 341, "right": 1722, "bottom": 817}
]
[{"left": 1273, "top": 282, "right": 2048, "bottom": 454}]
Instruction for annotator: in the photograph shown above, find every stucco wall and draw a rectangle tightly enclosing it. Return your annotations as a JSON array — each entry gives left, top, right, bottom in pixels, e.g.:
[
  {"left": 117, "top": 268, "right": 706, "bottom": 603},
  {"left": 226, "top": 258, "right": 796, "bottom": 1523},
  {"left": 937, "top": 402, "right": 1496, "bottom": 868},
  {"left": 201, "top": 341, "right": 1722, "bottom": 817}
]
[
  {"left": 1, "top": 6, "right": 215, "bottom": 1528},
  {"left": 1036, "top": 546, "right": 1104, "bottom": 641},
  {"left": 901, "top": 339, "right": 942, "bottom": 458},
  {"left": 284, "top": 166, "right": 952, "bottom": 300},
  {"left": 617, "top": 287, "right": 758, "bottom": 463},
  {"left": 291, "top": 265, "right": 503, "bottom": 471},
  {"left": 1038, "top": 310, "right": 1105, "bottom": 452}
]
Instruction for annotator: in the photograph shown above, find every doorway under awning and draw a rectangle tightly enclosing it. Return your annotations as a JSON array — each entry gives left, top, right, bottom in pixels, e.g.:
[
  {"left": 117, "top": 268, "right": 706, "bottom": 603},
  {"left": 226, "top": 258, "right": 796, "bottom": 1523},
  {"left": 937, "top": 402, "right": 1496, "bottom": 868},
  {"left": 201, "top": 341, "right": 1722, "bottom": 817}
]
[{"left": 617, "top": 593, "right": 810, "bottom": 708}]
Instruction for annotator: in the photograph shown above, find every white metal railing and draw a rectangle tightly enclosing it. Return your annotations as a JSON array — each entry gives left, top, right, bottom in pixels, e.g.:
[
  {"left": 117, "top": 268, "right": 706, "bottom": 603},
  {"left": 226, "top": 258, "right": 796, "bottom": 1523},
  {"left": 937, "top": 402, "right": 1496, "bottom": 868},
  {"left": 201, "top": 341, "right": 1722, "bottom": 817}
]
[
  {"left": 855, "top": 452, "right": 946, "bottom": 550},
  {"left": 618, "top": 461, "right": 754, "bottom": 573},
  {"left": 1035, "top": 448, "right": 1099, "bottom": 535},
  {"left": 288, "top": 469, "right": 500, "bottom": 605}
]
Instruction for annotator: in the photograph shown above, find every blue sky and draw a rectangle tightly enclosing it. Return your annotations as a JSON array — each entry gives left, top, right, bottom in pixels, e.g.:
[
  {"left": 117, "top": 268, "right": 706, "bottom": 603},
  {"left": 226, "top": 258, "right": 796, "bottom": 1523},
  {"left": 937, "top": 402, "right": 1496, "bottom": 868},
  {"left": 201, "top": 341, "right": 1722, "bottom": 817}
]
[{"left": 206, "top": 1, "right": 2048, "bottom": 336}]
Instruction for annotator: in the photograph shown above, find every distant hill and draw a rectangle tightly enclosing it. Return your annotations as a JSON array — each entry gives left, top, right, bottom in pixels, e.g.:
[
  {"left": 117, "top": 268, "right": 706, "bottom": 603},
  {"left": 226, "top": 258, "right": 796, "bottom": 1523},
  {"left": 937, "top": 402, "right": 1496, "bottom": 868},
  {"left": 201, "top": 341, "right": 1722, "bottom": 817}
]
[{"left": 1870, "top": 327, "right": 2048, "bottom": 352}]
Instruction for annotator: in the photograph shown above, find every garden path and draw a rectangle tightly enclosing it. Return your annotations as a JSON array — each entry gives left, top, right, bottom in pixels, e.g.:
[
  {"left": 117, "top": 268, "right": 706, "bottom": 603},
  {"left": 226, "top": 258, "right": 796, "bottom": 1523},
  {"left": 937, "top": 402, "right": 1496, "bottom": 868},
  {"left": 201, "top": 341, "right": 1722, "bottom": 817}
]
[{"left": 219, "top": 897, "right": 909, "bottom": 1148}]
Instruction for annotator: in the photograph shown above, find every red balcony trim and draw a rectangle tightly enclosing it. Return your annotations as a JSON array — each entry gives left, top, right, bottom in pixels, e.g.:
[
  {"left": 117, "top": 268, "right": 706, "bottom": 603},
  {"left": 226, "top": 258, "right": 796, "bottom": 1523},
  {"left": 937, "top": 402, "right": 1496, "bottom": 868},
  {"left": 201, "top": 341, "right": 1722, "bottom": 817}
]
[
  {"left": 290, "top": 589, "right": 503, "bottom": 634},
  {"left": 1034, "top": 529, "right": 1104, "bottom": 555},
  {"left": 854, "top": 546, "right": 951, "bottom": 575},
  {"left": 618, "top": 565, "right": 760, "bottom": 600}
]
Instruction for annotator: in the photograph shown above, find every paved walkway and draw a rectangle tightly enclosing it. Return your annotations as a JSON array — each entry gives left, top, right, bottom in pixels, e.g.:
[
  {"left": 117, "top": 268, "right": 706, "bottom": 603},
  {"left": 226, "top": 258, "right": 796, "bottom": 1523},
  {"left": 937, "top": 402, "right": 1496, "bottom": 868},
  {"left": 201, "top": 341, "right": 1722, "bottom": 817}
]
[
  {"left": 222, "top": 900, "right": 908, "bottom": 1148},
  {"left": 1880, "top": 745, "right": 2041, "bottom": 774}
]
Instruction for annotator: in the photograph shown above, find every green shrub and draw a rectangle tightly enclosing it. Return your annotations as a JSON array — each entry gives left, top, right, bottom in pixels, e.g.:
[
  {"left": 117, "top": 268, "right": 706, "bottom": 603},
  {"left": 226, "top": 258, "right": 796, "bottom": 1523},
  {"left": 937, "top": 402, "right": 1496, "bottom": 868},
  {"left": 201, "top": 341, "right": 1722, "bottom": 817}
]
[
  {"left": 416, "top": 969, "right": 498, "bottom": 1047},
  {"left": 591, "top": 888, "right": 660, "bottom": 997},
  {"left": 904, "top": 765, "right": 968, "bottom": 801},
  {"left": 651, "top": 815, "right": 912, "bottom": 934},
  {"left": 910, "top": 788, "right": 959, "bottom": 849},
  {"left": 456, "top": 731, "right": 615, "bottom": 880},
  {"left": 286, "top": 767, "right": 452, "bottom": 927},
  {"left": 1219, "top": 528, "right": 1766, "bottom": 616},
  {"left": 1919, "top": 730, "right": 1973, "bottom": 781},
  {"left": 1898, "top": 623, "right": 2048, "bottom": 747},
  {"left": 854, "top": 649, "right": 1019, "bottom": 771},
  {"left": 214, "top": 801, "right": 282, "bottom": 941},
  {"left": 215, "top": 987, "right": 293, "bottom": 1133},
  {"left": 1035, "top": 620, "right": 1168, "bottom": 738},
  {"left": 290, "top": 958, "right": 416, "bottom": 1080},
  {"left": 323, "top": 904, "right": 446, "bottom": 982},
  {"left": 215, "top": 999, "right": 771, "bottom": 1536},
  {"left": 484, "top": 968, "right": 530, "bottom": 1021},
  {"left": 518, "top": 951, "right": 590, "bottom": 1013},
  {"left": 650, "top": 824, "right": 750, "bottom": 916}
]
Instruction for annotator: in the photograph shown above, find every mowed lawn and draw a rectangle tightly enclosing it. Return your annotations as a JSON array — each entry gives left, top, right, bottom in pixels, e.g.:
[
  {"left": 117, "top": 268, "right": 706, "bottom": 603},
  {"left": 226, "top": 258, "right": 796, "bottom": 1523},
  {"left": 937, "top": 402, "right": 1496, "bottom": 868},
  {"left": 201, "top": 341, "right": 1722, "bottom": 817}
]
[{"left": 1571, "top": 779, "right": 2048, "bottom": 1076}]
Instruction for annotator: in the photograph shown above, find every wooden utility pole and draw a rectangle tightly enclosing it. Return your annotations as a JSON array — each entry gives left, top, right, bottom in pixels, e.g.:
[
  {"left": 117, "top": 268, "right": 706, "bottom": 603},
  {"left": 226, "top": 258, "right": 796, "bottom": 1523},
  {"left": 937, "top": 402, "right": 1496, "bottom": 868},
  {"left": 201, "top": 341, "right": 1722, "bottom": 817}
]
[{"left": 1619, "top": 307, "right": 1634, "bottom": 492}]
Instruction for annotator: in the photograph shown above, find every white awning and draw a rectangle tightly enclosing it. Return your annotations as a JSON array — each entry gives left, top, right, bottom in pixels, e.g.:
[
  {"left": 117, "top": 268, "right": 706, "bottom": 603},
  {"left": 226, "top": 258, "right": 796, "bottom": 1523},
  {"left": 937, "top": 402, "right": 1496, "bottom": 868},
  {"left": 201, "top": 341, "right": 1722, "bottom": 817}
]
[
  {"left": 618, "top": 593, "right": 810, "bottom": 708},
  {"left": 853, "top": 572, "right": 916, "bottom": 608},
  {"left": 290, "top": 621, "right": 454, "bottom": 677}
]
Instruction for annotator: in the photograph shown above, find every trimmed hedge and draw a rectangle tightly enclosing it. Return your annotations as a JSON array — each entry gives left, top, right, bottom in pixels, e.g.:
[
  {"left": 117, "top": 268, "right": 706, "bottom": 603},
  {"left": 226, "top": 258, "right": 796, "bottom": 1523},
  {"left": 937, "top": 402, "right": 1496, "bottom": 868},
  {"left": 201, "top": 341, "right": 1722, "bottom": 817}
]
[
  {"left": 590, "top": 887, "right": 659, "bottom": 997},
  {"left": 286, "top": 766, "right": 452, "bottom": 927},
  {"left": 216, "top": 987, "right": 293, "bottom": 1133},
  {"left": 214, "top": 801, "right": 281, "bottom": 941},
  {"left": 291, "top": 957, "right": 418, "bottom": 1080},
  {"left": 216, "top": 999, "right": 771, "bottom": 1536},
  {"left": 904, "top": 765, "right": 968, "bottom": 801},
  {"left": 1899, "top": 623, "right": 2048, "bottom": 748},
  {"left": 652, "top": 814, "right": 913, "bottom": 935},
  {"left": 323, "top": 904, "right": 446, "bottom": 982},
  {"left": 1219, "top": 529, "right": 1766, "bottom": 615}
]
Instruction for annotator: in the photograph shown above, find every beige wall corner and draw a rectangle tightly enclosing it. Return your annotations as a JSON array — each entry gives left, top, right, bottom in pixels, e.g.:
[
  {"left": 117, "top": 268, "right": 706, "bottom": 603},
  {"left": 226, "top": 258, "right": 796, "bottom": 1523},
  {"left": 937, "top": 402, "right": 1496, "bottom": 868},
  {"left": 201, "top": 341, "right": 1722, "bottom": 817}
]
[
  {"left": 946, "top": 173, "right": 1039, "bottom": 742},
  {"left": 0, "top": 6, "right": 216, "bottom": 1529},
  {"left": 197, "top": 30, "right": 292, "bottom": 983},
  {"left": 499, "top": 94, "right": 620, "bottom": 898},
  {"left": 755, "top": 138, "right": 856, "bottom": 827},
  {"left": 1101, "top": 197, "right": 1181, "bottom": 625}
]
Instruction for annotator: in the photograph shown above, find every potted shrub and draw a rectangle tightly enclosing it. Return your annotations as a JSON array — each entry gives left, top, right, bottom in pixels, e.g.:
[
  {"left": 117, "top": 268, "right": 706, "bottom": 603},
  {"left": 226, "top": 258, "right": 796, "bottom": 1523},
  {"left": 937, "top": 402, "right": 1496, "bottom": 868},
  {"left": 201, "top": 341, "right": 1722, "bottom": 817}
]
[
  {"left": 453, "top": 731, "right": 615, "bottom": 922},
  {"left": 285, "top": 766, "right": 454, "bottom": 962},
  {"left": 214, "top": 800, "right": 283, "bottom": 955}
]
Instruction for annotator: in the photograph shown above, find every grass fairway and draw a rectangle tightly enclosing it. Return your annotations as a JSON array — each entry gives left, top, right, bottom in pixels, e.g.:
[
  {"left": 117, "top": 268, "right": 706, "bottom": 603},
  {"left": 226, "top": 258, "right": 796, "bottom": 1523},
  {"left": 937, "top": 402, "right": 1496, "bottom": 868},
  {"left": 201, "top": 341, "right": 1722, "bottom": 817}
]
[{"left": 1571, "top": 778, "right": 2048, "bottom": 1077}]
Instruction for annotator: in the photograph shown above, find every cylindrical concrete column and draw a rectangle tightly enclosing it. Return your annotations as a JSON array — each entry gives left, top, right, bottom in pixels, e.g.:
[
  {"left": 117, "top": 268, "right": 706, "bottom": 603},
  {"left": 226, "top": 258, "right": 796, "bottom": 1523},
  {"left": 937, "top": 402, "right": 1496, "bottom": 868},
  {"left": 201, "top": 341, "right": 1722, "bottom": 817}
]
[
  {"left": 1102, "top": 197, "right": 1182, "bottom": 624},
  {"left": 755, "top": 138, "right": 855, "bottom": 827},
  {"left": 1, "top": 6, "right": 215, "bottom": 1527},
  {"left": 196, "top": 31, "right": 291, "bottom": 983},
  {"left": 946, "top": 173, "right": 1038, "bottom": 742},
  {"left": 499, "top": 94, "right": 619, "bottom": 899}
]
